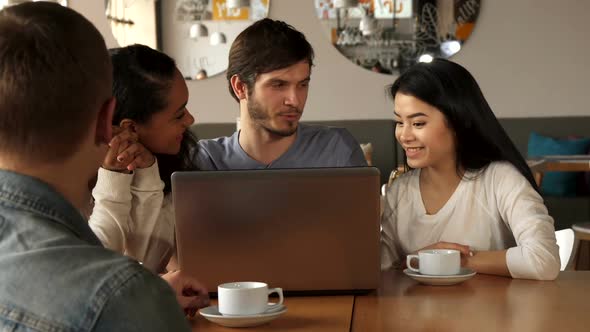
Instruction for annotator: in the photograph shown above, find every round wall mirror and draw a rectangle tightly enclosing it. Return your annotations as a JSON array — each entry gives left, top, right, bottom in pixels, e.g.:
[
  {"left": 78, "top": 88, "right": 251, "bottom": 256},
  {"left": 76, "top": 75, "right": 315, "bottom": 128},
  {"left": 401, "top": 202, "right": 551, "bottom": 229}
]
[
  {"left": 105, "top": 0, "right": 270, "bottom": 80},
  {"left": 0, "top": 0, "right": 67, "bottom": 9},
  {"left": 314, "top": 0, "right": 480, "bottom": 75}
]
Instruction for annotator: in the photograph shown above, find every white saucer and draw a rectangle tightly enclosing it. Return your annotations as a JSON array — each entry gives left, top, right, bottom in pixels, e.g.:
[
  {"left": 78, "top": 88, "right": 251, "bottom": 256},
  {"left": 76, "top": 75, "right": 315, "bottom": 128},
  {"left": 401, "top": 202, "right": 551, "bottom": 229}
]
[
  {"left": 403, "top": 268, "right": 476, "bottom": 286},
  {"left": 199, "top": 304, "right": 287, "bottom": 328}
]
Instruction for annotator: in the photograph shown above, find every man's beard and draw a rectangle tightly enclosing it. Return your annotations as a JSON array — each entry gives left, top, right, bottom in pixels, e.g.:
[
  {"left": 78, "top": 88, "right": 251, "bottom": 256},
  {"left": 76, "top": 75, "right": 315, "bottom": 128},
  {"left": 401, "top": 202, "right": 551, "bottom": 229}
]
[{"left": 247, "top": 97, "right": 300, "bottom": 137}]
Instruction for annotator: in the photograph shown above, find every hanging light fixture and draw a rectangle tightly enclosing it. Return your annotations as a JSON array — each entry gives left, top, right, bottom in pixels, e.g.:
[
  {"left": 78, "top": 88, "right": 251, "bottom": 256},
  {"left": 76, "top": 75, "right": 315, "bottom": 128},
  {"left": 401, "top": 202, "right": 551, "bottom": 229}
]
[
  {"left": 333, "top": 0, "right": 359, "bottom": 9},
  {"left": 418, "top": 54, "right": 434, "bottom": 63},
  {"left": 359, "top": 14, "right": 378, "bottom": 36},
  {"left": 226, "top": 0, "right": 250, "bottom": 9},
  {"left": 440, "top": 40, "right": 461, "bottom": 57},
  {"left": 210, "top": 31, "right": 227, "bottom": 45},
  {"left": 189, "top": 22, "right": 208, "bottom": 39}
]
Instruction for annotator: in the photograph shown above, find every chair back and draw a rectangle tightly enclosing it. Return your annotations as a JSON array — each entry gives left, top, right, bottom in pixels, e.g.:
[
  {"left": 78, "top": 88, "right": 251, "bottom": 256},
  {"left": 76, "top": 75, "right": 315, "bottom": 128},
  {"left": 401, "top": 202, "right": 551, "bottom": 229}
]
[{"left": 555, "top": 228, "right": 574, "bottom": 271}]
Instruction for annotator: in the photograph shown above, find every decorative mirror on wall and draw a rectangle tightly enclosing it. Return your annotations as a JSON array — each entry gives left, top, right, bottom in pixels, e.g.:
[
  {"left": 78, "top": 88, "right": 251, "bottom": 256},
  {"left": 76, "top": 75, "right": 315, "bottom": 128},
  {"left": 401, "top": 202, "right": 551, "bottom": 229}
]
[
  {"left": 0, "top": 0, "right": 67, "bottom": 9},
  {"left": 105, "top": 0, "right": 270, "bottom": 80},
  {"left": 314, "top": 0, "right": 480, "bottom": 75}
]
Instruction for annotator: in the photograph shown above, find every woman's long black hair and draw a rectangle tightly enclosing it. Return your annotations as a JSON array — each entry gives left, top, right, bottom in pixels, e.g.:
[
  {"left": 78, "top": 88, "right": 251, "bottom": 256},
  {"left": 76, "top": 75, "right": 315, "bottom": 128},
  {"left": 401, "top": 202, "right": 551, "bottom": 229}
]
[
  {"left": 109, "top": 44, "right": 198, "bottom": 193},
  {"left": 390, "top": 58, "right": 538, "bottom": 192}
]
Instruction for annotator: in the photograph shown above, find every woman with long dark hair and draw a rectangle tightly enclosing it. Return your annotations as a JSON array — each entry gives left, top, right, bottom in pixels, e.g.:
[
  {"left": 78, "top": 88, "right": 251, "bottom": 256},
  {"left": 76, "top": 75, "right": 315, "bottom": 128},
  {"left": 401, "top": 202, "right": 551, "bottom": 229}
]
[
  {"left": 89, "top": 44, "right": 198, "bottom": 274},
  {"left": 380, "top": 59, "right": 560, "bottom": 280}
]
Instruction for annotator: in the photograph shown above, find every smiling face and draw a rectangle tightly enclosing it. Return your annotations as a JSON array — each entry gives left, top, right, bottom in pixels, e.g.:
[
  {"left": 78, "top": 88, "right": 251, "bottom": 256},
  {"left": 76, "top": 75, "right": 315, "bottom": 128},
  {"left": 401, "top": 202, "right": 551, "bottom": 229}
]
[
  {"left": 245, "top": 60, "right": 311, "bottom": 137},
  {"left": 135, "top": 69, "right": 195, "bottom": 155},
  {"left": 393, "top": 93, "right": 456, "bottom": 170}
]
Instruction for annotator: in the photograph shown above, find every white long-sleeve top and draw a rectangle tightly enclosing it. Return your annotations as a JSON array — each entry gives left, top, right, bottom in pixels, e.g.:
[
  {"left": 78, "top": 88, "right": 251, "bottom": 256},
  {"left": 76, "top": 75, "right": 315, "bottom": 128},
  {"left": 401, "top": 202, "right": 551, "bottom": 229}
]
[
  {"left": 381, "top": 161, "right": 560, "bottom": 280},
  {"left": 89, "top": 161, "right": 174, "bottom": 273}
]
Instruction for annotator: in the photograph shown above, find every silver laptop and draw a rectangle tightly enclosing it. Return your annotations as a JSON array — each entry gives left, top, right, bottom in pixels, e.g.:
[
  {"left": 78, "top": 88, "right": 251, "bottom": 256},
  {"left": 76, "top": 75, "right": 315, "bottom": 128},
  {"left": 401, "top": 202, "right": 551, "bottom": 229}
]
[{"left": 172, "top": 167, "right": 381, "bottom": 293}]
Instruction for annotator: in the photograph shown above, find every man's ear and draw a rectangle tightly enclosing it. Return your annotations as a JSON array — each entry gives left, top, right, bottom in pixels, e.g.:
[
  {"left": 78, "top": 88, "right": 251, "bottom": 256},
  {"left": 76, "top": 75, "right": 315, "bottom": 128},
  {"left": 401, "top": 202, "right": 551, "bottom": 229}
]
[
  {"left": 230, "top": 74, "right": 248, "bottom": 100},
  {"left": 95, "top": 97, "right": 115, "bottom": 145}
]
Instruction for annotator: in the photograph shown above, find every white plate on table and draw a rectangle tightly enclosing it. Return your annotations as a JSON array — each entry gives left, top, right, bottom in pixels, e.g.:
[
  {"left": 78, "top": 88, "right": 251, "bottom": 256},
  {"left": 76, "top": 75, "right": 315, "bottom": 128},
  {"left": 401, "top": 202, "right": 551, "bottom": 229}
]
[
  {"left": 199, "top": 304, "right": 287, "bottom": 328},
  {"left": 403, "top": 268, "right": 476, "bottom": 286}
]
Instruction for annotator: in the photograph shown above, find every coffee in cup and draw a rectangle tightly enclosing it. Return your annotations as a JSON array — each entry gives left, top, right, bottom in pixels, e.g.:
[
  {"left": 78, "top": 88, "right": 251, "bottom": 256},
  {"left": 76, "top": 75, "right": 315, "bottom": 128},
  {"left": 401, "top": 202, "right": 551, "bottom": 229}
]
[
  {"left": 406, "top": 249, "right": 460, "bottom": 276},
  {"left": 217, "top": 281, "right": 283, "bottom": 316}
]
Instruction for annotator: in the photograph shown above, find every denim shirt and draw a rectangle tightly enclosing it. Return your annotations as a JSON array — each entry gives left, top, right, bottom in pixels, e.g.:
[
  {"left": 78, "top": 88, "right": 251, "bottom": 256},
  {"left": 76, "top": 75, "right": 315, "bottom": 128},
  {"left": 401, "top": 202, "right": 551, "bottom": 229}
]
[{"left": 0, "top": 170, "right": 190, "bottom": 332}]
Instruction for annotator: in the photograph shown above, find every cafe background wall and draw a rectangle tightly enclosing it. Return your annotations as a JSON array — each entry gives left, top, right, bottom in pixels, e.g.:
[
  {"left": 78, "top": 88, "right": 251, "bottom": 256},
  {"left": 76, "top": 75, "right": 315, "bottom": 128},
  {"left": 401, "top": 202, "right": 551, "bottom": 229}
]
[{"left": 71, "top": 0, "right": 590, "bottom": 122}]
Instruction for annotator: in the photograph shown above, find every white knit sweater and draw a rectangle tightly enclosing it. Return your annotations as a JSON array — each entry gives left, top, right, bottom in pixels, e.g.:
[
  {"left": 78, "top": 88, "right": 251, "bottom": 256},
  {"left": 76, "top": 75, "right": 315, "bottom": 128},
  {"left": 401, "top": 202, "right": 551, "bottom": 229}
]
[{"left": 89, "top": 161, "right": 174, "bottom": 273}]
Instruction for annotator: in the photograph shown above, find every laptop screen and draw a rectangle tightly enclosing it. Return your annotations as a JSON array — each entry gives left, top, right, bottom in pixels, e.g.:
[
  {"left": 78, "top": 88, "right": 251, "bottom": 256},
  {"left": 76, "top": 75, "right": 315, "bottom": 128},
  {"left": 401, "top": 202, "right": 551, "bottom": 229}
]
[{"left": 172, "top": 167, "right": 381, "bottom": 292}]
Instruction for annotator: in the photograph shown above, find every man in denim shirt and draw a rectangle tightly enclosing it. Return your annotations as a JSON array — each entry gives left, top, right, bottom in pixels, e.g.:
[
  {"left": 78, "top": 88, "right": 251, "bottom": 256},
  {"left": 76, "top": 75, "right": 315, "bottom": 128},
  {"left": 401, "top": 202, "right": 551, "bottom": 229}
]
[{"left": 0, "top": 3, "right": 201, "bottom": 331}]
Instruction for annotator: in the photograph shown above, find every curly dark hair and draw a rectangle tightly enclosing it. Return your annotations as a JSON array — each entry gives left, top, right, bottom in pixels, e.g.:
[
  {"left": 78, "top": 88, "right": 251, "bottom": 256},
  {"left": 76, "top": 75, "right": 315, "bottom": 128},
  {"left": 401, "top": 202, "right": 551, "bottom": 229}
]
[{"left": 109, "top": 44, "right": 198, "bottom": 193}]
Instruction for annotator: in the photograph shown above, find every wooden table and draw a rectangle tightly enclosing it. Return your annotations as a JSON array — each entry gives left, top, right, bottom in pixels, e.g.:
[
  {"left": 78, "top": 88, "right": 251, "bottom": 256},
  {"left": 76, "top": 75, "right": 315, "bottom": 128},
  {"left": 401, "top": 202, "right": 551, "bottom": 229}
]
[
  {"left": 352, "top": 270, "right": 590, "bottom": 332},
  {"left": 528, "top": 155, "right": 590, "bottom": 172},
  {"left": 191, "top": 270, "right": 590, "bottom": 331},
  {"left": 528, "top": 156, "right": 590, "bottom": 186},
  {"left": 190, "top": 296, "right": 354, "bottom": 331}
]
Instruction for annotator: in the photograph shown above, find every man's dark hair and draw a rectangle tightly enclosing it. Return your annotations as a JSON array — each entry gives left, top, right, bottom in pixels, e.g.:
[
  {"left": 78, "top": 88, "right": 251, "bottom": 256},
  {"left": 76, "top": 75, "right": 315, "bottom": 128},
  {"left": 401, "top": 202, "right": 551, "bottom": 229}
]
[
  {"left": 226, "top": 18, "right": 314, "bottom": 102},
  {"left": 0, "top": 2, "right": 111, "bottom": 162}
]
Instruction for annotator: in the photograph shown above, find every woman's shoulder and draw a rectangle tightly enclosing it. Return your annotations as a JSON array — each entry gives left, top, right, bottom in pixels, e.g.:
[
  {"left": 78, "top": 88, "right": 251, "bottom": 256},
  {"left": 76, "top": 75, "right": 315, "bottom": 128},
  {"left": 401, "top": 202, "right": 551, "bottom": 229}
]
[
  {"left": 385, "top": 168, "right": 418, "bottom": 197},
  {"left": 480, "top": 161, "right": 524, "bottom": 181},
  {"left": 486, "top": 160, "right": 519, "bottom": 172},
  {"left": 475, "top": 161, "right": 533, "bottom": 196},
  {"left": 397, "top": 168, "right": 419, "bottom": 182}
]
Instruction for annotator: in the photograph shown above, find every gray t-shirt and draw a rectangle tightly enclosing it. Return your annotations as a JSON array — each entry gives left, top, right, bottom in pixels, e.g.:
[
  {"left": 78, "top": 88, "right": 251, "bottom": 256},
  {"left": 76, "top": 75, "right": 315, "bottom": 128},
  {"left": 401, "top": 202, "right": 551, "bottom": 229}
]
[{"left": 195, "top": 124, "right": 368, "bottom": 170}]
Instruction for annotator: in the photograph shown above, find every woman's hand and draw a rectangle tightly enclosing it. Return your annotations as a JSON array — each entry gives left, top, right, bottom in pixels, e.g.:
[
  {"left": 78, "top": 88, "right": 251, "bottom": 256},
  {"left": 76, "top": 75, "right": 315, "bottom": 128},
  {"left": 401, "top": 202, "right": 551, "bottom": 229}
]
[{"left": 102, "top": 126, "right": 155, "bottom": 172}]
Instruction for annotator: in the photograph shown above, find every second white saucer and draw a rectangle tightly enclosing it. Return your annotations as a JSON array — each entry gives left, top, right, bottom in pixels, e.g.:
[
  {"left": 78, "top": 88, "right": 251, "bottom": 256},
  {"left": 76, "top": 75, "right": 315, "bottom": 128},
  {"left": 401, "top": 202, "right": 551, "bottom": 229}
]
[
  {"left": 199, "top": 304, "right": 287, "bottom": 328},
  {"left": 403, "top": 267, "right": 477, "bottom": 286}
]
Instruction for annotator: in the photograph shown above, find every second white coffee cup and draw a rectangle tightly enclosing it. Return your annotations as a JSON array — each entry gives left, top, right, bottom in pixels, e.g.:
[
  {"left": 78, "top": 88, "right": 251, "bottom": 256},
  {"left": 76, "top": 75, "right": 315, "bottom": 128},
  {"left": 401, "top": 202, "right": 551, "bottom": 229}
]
[
  {"left": 406, "top": 249, "right": 461, "bottom": 276},
  {"left": 218, "top": 281, "right": 283, "bottom": 316}
]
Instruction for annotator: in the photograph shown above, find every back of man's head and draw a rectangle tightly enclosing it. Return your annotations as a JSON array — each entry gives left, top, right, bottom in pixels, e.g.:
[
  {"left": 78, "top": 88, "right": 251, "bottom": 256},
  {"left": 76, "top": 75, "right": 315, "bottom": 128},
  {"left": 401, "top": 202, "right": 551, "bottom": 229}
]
[
  {"left": 226, "top": 18, "right": 314, "bottom": 102},
  {"left": 0, "top": 2, "right": 111, "bottom": 163}
]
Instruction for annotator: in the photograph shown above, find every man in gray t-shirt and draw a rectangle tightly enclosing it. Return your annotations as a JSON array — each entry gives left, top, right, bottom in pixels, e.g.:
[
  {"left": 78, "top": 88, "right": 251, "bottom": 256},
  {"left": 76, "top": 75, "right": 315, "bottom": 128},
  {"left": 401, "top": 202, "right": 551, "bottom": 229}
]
[
  {"left": 197, "top": 123, "right": 367, "bottom": 170},
  {"left": 194, "top": 19, "right": 367, "bottom": 170}
]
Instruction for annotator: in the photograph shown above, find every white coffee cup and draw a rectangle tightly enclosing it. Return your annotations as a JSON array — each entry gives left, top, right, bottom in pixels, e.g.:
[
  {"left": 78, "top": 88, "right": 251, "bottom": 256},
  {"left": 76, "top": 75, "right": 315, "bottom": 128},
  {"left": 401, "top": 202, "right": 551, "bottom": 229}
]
[
  {"left": 406, "top": 249, "right": 461, "bottom": 276},
  {"left": 218, "top": 281, "right": 283, "bottom": 316}
]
